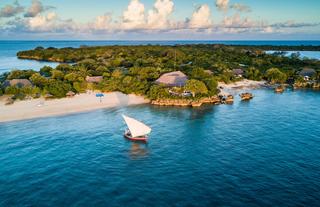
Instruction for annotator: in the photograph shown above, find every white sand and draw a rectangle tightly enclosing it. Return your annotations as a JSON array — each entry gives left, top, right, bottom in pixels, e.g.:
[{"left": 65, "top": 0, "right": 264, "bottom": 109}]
[
  {"left": 0, "top": 92, "right": 149, "bottom": 123},
  {"left": 218, "top": 79, "right": 267, "bottom": 95}
]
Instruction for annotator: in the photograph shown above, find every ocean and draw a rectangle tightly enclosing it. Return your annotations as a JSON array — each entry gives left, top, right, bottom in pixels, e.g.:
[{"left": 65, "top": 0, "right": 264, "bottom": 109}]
[
  {"left": 0, "top": 41, "right": 320, "bottom": 206},
  {"left": 1, "top": 89, "right": 320, "bottom": 206},
  {"left": 0, "top": 40, "right": 320, "bottom": 74}
]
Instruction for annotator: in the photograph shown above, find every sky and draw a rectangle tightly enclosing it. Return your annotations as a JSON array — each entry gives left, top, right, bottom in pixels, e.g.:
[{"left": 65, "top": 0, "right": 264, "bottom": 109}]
[{"left": 0, "top": 0, "right": 319, "bottom": 40}]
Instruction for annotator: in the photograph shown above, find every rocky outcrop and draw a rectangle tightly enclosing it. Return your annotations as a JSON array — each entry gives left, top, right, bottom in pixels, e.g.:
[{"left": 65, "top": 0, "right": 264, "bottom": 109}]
[
  {"left": 275, "top": 86, "right": 285, "bottom": 93},
  {"left": 240, "top": 93, "right": 253, "bottom": 101},
  {"left": 293, "top": 82, "right": 320, "bottom": 89},
  {"left": 151, "top": 96, "right": 221, "bottom": 107},
  {"left": 5, "top": 97, "right": 14, "bottom": 105}
]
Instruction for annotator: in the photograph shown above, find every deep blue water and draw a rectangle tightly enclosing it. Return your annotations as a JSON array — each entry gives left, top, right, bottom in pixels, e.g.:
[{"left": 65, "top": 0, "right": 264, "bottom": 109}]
[
  {"left": 1, "top": 89, "right": 320, "bottom": 206},
  {"left": 1, "top": 40, "right": 320, "bottom": 73}
]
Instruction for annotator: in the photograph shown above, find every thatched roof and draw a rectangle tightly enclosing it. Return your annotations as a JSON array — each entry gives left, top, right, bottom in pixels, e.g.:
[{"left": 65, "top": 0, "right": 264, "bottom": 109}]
[
  {"left": 299, "top": 68, "right": 316, "bottom": 77},
  {"left": 2, "top": 79, "right": 32, "bottom": 88},
  {"left": 204, "top": 70, "right": 213, "bottom": 75},
  {"left": 155, "top": 71, "right": 188, "bottom": 87},
  {"left": 233, "top": 69, "right": 244, "bottom": 75},
  {"left": 86, "top": 76, "right": 103, "bottom": 83}
]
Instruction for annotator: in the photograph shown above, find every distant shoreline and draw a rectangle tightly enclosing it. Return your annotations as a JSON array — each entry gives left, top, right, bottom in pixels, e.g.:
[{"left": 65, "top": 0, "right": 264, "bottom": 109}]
[{"left": 0, "top": 92, "right": 149, "bottom": 123}]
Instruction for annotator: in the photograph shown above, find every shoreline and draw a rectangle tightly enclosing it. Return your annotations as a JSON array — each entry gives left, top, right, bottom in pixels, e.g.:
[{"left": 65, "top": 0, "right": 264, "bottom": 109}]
[
  {"left": 0, "top": 92, "right": 149, "bottom": 123},
  {"left": 218, "top": 79, "right": 267, "bottom": 95}
]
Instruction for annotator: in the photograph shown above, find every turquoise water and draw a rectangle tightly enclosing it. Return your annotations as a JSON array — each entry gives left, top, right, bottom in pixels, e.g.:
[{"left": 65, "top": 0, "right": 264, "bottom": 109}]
[
  {"left": 267, "top": 50, "right": 320, "bottom": 60},
  {"left": 1, "top": 40, "right": 320, "bottom": 73},
  {"left": 1, "top": 89, "right": 320, "bottom": 206}
]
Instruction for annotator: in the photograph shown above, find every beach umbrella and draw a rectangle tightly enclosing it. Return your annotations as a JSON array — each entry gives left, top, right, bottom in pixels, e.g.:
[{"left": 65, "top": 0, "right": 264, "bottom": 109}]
[{"left": 96, "top": 93, "right": 104, "bottom": 102}]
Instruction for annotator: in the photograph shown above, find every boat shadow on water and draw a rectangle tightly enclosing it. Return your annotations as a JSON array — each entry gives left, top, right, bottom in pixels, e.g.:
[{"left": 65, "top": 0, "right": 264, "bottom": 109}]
[{"left": 127, "top": 142, "right": 149, "bottom": 160}]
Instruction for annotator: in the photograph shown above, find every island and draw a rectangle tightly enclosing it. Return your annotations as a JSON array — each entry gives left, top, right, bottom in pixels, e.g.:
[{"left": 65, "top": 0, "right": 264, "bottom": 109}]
[{"left": 1, "top": 44, "right": 319, "bottom": 112}]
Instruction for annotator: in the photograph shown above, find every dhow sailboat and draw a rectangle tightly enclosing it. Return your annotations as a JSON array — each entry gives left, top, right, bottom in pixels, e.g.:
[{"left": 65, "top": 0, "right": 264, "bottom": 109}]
[{"left": 122, "top": 115, "right": 152, "bottom": 142}]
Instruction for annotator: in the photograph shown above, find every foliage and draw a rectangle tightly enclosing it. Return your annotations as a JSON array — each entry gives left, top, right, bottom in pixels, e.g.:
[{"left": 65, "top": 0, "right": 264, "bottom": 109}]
[
  {"left": 185, "top": 79, "right": 208, "bottom": 97},
  {"left": 245, "top": 67, "right": 262, "bottom": 81},
  {"left": 30, "top": 73, "right": 48, "bottom": 87},
  {"left": 190, "top": 67, "right": 210, "bottom": 80},
  {"left": 40, "top": 66, "right": 53, "bottom": 77},
  {"left": 51, "top": 70, "right": 65, "bottom": 80},
  {"left": 2, "top": 44, "right": 319, "bottom": 100},
  {"left": 44, "top": 80, "right": 72, "bottom": 98},
  {"left": 7, "top": 70, "right": 36, "bottom": 80},
  {"left": 265, "top": 68, "right": 287, "bottom": 84},
  {"left": 204, "top": 77, "right": 218, "bottom": 95},
  {"left": 147, "top": 85, "right": 170, "bottom": 100}
]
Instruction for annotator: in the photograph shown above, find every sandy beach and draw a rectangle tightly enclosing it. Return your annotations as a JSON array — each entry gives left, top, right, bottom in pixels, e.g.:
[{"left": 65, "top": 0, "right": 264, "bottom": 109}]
[
  {"left": 218, "top": 79, "right": 267, "bottom": 95},
  {"left": 0, "top": 92, "right": 149, "bottom": 123}
]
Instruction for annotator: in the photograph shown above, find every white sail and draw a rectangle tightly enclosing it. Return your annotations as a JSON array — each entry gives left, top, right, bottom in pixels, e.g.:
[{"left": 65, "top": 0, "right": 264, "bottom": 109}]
[{"left": 122, "top": 115, "right": 152, "bottom": 138}]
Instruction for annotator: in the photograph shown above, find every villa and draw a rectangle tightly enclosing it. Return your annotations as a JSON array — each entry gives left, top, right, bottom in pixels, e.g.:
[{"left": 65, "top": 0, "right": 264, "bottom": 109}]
[
  {"left": 2, "top": 79, "right": 32, "bottom": 88},
  {"left": 155, "top": 71, "right": 188, "bottom": 87},
  {"left": 233, "top": 69, "right": 244, "bottom": 78},
  {"left": 299, "top": 68, "right": 316, "bottom": 81},
  {"left": 85, "top": 76, "right": 103, "bottom": 83}
]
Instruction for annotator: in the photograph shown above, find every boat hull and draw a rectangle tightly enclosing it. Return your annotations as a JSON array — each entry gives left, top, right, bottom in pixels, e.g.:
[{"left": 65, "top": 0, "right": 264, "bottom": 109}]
[{"left": 124, "top": 132, "right": 148, "bottom": 142}]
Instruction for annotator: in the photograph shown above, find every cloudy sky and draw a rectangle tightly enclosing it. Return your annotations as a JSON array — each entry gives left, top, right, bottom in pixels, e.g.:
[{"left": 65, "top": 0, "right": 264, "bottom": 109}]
[{"left": 0, "top": 0, "right": 319, "bottom": 40}]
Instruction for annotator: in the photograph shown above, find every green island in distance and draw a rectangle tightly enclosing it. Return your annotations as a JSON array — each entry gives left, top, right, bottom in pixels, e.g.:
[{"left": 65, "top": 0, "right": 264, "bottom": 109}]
[{"left": 0, "top": 44, "right": 319, "bottom": 105}]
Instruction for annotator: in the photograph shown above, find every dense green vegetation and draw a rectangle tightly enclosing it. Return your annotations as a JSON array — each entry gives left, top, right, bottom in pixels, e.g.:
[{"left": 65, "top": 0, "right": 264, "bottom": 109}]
[{"left": 1, "top": 44, "right": 319, "bottom": 101}]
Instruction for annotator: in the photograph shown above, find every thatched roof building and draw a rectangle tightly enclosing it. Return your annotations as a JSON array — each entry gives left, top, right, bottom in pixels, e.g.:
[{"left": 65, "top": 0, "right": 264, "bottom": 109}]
[
  {"left": 155, "top": 71, "right": 188, "bottom": 87},
  {"left": 2, "top": 79, "right": 32, "bottom": 88},
  {"left": 86, "top": 76, "right": 103, "bottom": 83},
  {"left": 299, "top": 68, "right": 316, "bottom": 77}
]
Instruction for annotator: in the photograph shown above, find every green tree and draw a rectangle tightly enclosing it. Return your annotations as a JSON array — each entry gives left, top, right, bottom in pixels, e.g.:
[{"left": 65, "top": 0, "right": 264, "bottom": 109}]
[
  {"left": 73, "top": 82, "right": 87, "bottom": 93},
  {"left": 51, "top": 70, "right": 65, "bottom": 80},
  {"left": 64, "top": 73, "right": 84, "bottom": 83},
  {"left": 147, "top": 85, "right": 170, "bottom": 100},
  {"left": 45, "top": 81, "right": 72, "bottom": 98},
  {"left": 265, "top": 68, "right": 287, "bottom": 84},
  {"left": 205, "top": 77, "right": 218, "bottom": 95},
  {"left": 185, "top": 79, "right": 208, "bottom": 97},
  {"left": 245, "top": 67, "right": 262, "bottom": 81},
  {"left": 190, "top": 67, "right": 210, "bottom": 80},
  {"left": 7, "top": 70, "right": 36, "bottom": 80},
  {"left": 30, "top": 73, "right": 48, "bottom": 87},
  {"left": 5, "top": 86, "right": 20, "bottom": 95},
  {"left": 40, "top": 66, "right": 53, "bottom": 77}
]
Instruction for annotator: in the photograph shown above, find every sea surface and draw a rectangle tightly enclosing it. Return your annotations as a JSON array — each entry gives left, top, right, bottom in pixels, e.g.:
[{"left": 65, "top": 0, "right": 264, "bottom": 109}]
[
  {"left": 1, "top": 40, "right": 320, "bottom": 74},
  {"left": 266, "top": 50, "right": 320, "bottom": 60},
  {"left": 1, "top": 89, "right": 320, "bottom": 206}
]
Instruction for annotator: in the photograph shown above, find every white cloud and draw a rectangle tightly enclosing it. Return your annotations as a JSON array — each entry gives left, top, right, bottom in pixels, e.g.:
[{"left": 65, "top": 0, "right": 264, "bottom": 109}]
[
  {"left": 263, "top": 26, "right": 273, "bottom": 33},
  {"left": 0, "top": 1, "right": 24, "bottom": 18},
  {"left": 230, "top": 3, "right": 251, "bottom": 12},
  {"left": 189, "top": 5, "right": 212, "bottom": 29},
  {"left": 122, "top": 0, "right": 145, "bottom": 30},
  {"left": 92, "top": 14, "right": 112, "bottom": 30},
  {"left": 24, "top": 0, "right": 54, "bottom": 17},
  {"left": 1, "top": 0, "right": 319, "bottom": 38},
  {"left": 216, "top": 0, "right": 229, "bottom": 11},
  {"left": 28, "top": 12, "right": 57, "bottom": 31},
  {"left": 147, "top": 0, "right": 174, "bottom": 29}
]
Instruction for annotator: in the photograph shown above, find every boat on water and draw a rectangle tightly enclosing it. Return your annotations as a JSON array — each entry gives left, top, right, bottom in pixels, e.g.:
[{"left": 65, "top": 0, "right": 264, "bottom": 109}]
[{"left": 122, "top": 115, "right": 152, "bottom": 142}]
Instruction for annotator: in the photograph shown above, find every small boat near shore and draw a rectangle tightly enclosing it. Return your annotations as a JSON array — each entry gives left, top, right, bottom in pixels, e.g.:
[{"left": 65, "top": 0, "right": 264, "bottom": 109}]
[{"left": 122, "top": 115, "right": 152, "bottom": 142}]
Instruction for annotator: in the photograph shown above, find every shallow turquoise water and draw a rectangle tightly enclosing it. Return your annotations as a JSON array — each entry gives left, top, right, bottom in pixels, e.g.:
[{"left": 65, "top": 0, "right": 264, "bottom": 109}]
[{"left": 1, "top": 89, "right": 320, "bottom": 206}]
